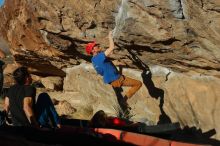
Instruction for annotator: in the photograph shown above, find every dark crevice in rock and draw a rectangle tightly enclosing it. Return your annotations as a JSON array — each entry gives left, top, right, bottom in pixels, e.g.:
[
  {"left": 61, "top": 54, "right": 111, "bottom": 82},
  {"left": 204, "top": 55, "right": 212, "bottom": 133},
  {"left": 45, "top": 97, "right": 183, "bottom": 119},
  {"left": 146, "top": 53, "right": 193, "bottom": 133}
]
[
  {"left": 151, "top": 47, "right": 174, "bottom": 53},
  {"left": 182, "top": 40, "right": 194, "bottom": 47},
  {"left": 130, "top": 0, "right": 158, "bottom": 8},
  {"left": 58, "top": 11, "right": 64, "bottom": 30},
  {"left": 200, "top": 0, "right": 204, "bottom": 8},
  {"left": 46, "top": 33, "right": 92, "bottom": 62},
  {"left": 62, "top": 42, "right": 92, "bottom": 62},
  {"left": 74, "top": 17, "right": 90, "bottom": 30},
  {"left": 47, "top": 34, "right": 71, "bottom": 51},
  {"left": 86, "top": 21, "right": 97, "bottom": 29},
  {"left": 165, "top": 71, "right": 171, "bottom": 81},
  {"left": 36, "top": 29, "right": 91, "bottom": 62},
  {"left": 148, "top": 11, "right": 164, "bottom": 19},
  {"left": 42, "top": 30, "right": 90, "bottom": 44},
  {"left": 37, "top": 17, "right": 49, "bottom": 22},
  {"left": 124, "top": 43, "right": 173, "bottom": 54},
  {"left": 14, "top": 53, "right": 66, "bottom": 77},
  {"left": 185, "top": 28, "right": 198, "bottom": 37},
  {"left": 146, "top": 5, "right": 157, "bottom": 8},
  {"left": 26, "top": 18, "right": 32, "bottom": 26},
  {"left": 126, "top": 48, "right": 150, "bottom": 71},
  {"left": 152, "top": 38, "right": 180, "bottom": 46},
  {"left": 94, "top": 0, "right": 101, "bottom": 9},
  {"left": 207, "top": 8, "right": 220, "bottom": 13},
  {"left": 60, "top": 35, "right": 90, "bottom": 44},
  {"left": 158, "top": 57, "right": 219, "bottom": 73},
  {"left": 174, "top": 60, "right": 220, "bottom": 71}
]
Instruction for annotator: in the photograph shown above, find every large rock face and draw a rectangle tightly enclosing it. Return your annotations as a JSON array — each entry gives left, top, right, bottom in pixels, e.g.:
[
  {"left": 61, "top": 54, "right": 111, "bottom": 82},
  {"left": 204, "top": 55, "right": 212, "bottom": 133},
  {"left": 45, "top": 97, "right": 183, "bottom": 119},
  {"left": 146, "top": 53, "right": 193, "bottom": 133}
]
[
  {"left": 48, "top": 63, "right": 220, "bottom": 140},
  {"left": 0, "top": 0, "right": 220, "bottom": 77},
  {"left": 1, "top": 0, "right": 220, "bottom": 141}
]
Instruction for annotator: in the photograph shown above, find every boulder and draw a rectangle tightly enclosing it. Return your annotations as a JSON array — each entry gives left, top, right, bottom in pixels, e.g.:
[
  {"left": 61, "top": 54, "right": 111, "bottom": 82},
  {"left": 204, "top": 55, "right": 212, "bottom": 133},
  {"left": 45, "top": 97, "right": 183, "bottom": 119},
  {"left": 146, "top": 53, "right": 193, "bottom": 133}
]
[
  {"left": 0, "top": 0, "right": 219, "bottom": 77},
  {"left": 41, "top": 76, "right": 63, "bottom": 90}
]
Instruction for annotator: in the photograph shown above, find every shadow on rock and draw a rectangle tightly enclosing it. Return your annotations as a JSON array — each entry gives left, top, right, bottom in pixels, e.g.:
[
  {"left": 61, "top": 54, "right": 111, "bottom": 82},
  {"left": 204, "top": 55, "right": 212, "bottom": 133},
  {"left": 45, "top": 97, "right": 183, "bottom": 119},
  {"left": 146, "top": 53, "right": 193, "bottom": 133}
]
[{"left": 127, "top": 47, "right": 171, "bottom": 124}]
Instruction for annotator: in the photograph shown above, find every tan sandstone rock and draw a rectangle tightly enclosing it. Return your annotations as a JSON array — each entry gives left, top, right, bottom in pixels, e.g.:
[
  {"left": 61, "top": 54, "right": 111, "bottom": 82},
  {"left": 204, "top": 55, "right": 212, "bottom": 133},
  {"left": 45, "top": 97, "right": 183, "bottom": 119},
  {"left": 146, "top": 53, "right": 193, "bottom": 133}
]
[
  {"left": 61, "top": 63, "right": 220, "bottom": 139},
  {"left": 0, "top": 0, "right": 219, "bottom": 77},
  {"left": 41, "top": 76, "right": 63, "bottom": 90}
]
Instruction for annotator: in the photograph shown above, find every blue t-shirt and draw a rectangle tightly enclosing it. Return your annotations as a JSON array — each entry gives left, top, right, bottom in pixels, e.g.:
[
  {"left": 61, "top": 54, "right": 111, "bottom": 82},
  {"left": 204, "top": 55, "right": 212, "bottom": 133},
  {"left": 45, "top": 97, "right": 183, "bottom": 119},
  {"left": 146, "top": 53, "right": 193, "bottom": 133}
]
[{"left": 92, "top": 52, "right": 120, "bottom": 84}]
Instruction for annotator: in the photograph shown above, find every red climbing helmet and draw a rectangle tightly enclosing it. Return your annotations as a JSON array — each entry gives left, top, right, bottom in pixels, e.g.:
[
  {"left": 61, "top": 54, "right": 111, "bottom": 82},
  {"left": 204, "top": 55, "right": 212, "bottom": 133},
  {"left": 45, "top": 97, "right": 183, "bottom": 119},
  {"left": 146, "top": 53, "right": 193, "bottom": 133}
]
[{"left": 85, "top": 42, "right": 96, "bottom": 55}]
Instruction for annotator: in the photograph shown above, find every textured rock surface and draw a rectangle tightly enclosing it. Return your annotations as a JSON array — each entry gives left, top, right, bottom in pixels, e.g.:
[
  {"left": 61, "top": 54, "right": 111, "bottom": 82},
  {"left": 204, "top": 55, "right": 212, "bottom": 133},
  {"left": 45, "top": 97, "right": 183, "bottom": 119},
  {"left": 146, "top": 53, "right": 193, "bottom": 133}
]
[
  {"left": 0, "top": 0, "right": 220, "bottom": 77},
  {"left": 0, "top": 37, "right": 10, "bottom": 55},
  {"left": 40, "top": 76, "right": 63, "bottom": 90},
  {"left": 54, "top": 100, "right": 77, "bottom": 117},
  {"left": 0, "top": 0, "right": 220, "bottom": 141},
  {"left": 50, "top": 63, "right": 220, "bottom": 139}
]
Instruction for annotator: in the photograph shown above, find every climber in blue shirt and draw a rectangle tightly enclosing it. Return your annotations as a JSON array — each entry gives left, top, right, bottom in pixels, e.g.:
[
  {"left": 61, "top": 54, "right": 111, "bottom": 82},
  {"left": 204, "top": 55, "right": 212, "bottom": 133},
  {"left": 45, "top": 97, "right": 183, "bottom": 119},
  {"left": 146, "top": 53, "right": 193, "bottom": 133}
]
[{"left": 85, "top": 31, "right": 142, "bottom": 111}]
